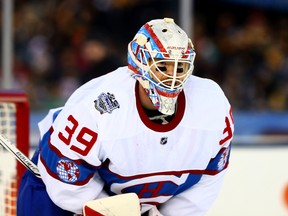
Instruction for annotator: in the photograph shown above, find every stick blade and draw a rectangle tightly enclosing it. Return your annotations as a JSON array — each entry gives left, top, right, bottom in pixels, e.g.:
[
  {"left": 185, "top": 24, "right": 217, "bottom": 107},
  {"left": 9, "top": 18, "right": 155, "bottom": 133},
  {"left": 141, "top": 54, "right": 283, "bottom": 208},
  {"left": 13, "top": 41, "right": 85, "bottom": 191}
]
[{"left": 83, "top": 193, "right": 141, "bottom": 216}]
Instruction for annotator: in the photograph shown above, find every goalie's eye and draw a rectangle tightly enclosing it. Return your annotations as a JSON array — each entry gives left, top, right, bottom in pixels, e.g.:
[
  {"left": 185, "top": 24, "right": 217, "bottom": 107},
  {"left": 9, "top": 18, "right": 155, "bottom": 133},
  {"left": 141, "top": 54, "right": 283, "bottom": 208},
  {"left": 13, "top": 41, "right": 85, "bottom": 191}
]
[
  {"left": 156, "top": 66, "right": 167, "bottom": 72},
  {"left": 155, "top": 62, "right": 167, "bottom": 72},
  {"left": 177, "top": 62, "right": 184, "bottom": 73},
  {"left": 156, "top": 66, "right": 183, "bottom": 73},
  {"left": 154, "top": 60, "right": 186, "bottom": 74}
]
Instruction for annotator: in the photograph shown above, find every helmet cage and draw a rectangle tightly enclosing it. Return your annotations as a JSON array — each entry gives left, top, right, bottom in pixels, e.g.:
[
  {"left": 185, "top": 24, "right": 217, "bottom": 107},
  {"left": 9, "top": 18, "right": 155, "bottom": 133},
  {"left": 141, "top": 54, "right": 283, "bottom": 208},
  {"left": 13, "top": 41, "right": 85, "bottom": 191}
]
[
  {"left": 127, "top": 18, "right": 196, "bottom": 114},
  {"left": 128, "top": 43, "right": 195, "bottom": 94}
]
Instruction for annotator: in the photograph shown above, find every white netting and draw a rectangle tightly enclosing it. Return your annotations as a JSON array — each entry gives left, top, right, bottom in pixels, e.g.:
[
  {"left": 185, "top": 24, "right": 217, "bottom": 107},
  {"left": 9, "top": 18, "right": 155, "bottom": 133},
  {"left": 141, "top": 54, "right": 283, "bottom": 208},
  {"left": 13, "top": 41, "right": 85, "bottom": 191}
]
[{"left": 0, "top": 103, "right": 17, "bottom": 216}]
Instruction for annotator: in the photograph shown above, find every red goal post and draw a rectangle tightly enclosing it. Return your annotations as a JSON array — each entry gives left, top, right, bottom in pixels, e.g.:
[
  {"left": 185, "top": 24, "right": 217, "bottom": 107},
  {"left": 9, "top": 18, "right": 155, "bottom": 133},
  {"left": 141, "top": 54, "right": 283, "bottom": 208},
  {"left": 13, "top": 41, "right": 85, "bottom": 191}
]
[{"left": 0, "top": 90, "right": 30, "bottom": 216}]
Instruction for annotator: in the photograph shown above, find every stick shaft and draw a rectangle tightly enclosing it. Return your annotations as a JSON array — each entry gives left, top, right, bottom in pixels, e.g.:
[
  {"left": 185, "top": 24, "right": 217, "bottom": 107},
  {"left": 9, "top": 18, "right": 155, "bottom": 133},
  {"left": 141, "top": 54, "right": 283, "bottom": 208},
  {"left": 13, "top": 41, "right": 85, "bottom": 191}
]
[{"left": 0, "top": 134, "right": 41, "bottom": 178}]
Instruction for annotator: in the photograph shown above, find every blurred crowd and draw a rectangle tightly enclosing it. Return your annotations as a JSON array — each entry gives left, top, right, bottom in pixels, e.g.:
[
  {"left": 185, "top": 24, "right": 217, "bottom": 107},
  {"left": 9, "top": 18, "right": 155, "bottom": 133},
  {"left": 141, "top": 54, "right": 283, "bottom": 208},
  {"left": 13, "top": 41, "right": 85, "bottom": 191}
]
[
  {"left": 1, "top": 0, "right": 288, "bottom": 111},
  {"left": 193, "top": 0, "right": 288, "bottom": 111}
]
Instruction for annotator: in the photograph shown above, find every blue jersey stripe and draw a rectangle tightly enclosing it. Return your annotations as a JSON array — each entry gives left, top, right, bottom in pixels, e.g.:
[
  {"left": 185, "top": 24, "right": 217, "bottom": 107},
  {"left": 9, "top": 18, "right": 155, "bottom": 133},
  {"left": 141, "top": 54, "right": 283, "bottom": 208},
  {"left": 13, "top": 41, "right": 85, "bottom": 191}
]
[{"left": 39, "top": 127, "right": 99, "bottom": 185}]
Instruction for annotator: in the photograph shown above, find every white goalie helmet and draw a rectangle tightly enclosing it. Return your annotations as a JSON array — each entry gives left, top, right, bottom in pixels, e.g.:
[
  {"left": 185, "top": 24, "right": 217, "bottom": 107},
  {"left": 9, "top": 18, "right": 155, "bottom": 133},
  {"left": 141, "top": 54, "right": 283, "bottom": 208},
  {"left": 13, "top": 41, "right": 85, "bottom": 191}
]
[{"left": 128, "top": 18, "right": 196, "bottom": 115}]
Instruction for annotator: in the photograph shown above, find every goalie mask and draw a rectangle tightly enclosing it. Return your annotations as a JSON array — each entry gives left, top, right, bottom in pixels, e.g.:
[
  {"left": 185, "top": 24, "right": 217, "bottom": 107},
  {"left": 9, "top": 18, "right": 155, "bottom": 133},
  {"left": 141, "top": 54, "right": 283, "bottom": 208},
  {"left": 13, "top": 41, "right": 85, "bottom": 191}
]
[{"left": 128, "top": 18, "right": 196, "bottom": 115}]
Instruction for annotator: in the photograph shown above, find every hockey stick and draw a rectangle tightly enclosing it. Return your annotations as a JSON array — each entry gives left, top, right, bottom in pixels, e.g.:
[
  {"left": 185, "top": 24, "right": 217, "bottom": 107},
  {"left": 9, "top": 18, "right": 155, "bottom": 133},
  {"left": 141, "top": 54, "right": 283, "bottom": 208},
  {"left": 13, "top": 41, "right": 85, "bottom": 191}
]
[
  {"left": 0, "top": 134, "right": 41, "bottom": 178},
  {"left": 0, "top": 133, "right": 142, "bottom": 215},
  {"left": 0, "top": 134, "right": 142, "bottom": 215}
]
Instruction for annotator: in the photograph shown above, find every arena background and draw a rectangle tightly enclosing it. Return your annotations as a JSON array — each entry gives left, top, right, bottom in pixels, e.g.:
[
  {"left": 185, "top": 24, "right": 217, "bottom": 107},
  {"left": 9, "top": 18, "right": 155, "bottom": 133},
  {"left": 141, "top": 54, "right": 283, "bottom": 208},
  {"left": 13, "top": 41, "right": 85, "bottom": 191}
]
[{"left": 1, "top": 0, "right": 288, "bottom": 215}]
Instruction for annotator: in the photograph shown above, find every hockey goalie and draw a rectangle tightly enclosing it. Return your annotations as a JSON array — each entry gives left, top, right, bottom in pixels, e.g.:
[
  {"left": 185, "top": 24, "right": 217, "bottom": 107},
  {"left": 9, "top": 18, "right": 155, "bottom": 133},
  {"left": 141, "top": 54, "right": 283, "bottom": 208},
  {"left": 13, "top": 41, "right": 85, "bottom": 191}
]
[{"left": 17, "top": 17, "right": 234, "bottom": 216}]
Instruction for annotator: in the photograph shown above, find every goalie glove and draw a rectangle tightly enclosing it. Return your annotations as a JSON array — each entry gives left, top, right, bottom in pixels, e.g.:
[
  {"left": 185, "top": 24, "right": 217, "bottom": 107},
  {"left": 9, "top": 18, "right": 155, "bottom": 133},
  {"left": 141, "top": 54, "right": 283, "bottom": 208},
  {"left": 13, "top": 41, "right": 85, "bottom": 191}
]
[{"left": 83, "top": 193, "right": 141, "bottom": 216}]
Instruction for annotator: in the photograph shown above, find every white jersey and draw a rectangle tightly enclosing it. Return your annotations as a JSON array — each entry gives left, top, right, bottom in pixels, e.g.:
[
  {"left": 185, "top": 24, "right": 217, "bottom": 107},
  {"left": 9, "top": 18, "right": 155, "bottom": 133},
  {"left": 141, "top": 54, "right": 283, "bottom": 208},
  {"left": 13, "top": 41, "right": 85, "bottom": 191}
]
[{"left": 37, "top": 66, "right": 234, "bottom": 215}]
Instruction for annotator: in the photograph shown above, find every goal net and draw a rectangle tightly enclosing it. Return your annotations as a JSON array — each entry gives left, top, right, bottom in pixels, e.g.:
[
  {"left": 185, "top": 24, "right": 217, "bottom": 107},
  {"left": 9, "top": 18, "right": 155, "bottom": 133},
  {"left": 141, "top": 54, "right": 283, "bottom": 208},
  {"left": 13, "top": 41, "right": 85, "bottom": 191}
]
[{"left": 0, "top": 91, "right": 29, "bottom": 216}]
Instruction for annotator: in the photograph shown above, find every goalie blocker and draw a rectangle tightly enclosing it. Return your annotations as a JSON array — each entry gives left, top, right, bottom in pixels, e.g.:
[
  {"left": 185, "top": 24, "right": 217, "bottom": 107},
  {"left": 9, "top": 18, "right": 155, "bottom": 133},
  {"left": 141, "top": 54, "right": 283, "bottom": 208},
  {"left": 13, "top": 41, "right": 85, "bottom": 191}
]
[{"left": 83, "top": 193, "right": 141, "bottom": 216}]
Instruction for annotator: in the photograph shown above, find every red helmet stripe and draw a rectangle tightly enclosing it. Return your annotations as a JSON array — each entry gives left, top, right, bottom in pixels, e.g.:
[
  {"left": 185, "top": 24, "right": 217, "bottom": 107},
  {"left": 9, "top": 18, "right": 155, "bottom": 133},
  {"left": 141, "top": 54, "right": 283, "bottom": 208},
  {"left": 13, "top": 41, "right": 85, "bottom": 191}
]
[
  {"left": 144, "top": 23, "right": 170, "bottom": 58},
  {"left": 128, "top": 64, "right": 141, "bottom": 75},
  {"left": 182, "top": 43, "right": 193, "bottom": 59}
]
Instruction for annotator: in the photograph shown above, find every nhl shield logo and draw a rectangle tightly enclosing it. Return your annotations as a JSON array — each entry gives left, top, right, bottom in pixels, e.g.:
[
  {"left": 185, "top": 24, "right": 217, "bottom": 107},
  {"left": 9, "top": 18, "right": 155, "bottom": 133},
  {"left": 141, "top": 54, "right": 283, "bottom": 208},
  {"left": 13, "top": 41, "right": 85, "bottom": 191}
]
[
  {"left": 94, "top": 92, "right": 120, "bottom": 114},
  {"left": 160, "top": 137, "right": 168, "bottom": 145}
]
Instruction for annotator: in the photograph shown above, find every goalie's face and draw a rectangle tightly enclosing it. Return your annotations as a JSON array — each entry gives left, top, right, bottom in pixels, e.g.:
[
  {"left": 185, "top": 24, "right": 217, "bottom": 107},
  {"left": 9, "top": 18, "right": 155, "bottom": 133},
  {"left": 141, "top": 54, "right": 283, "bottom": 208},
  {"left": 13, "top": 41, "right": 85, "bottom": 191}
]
[{"left": 148, "top": 58, "right": 192, "bottom": 91}]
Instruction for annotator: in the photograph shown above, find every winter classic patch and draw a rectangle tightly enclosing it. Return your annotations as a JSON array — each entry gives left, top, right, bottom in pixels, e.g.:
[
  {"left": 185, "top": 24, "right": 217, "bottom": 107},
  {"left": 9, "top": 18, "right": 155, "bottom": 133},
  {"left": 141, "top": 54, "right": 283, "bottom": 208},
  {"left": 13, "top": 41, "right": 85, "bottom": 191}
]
[{"left": 94, "top": 92, "right": 120, "bottom": 114}]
